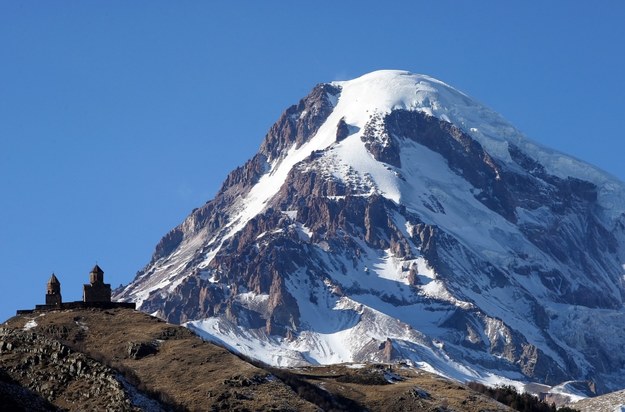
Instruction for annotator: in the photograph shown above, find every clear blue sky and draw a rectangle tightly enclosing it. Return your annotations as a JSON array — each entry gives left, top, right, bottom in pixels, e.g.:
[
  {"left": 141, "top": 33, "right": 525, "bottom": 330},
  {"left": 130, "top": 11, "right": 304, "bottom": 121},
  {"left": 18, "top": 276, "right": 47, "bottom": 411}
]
[{"left": 1, "top": 2, "right": 624, "bottom": 322}]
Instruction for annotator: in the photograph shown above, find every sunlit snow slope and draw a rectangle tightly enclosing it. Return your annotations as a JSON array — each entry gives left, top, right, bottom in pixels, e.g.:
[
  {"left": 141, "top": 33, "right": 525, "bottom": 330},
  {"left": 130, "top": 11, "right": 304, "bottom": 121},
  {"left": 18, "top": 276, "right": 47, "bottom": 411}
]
[{"left": 116, "top": 70, "right": 625, "bottom": 397}]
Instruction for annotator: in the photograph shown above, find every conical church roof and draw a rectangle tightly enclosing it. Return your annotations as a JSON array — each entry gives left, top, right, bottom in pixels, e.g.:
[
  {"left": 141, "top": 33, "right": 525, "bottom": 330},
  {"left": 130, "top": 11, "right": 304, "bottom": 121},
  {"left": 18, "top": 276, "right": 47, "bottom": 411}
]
[{"left": 47, "top": 273, "right": 60, "bottom": 285}]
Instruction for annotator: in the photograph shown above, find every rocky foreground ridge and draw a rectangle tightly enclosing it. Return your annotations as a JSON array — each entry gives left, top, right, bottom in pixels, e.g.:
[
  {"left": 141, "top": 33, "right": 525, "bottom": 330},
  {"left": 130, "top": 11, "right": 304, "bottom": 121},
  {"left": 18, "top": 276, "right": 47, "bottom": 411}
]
[
  {"left": 1, "top": 307, "right": 516, "bottom": 411},
  {"left": 0, "top": 327, "right": 141, "bottom": 411}
]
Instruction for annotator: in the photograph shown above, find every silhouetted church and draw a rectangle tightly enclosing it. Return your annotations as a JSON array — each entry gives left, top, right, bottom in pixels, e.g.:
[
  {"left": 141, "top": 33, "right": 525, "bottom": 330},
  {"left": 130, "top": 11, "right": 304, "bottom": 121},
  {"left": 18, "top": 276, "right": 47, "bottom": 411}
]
[
  {"left": 83, "top": 264, "right": 112, "bottom": 303},
  {"left": 18, "top": 265, "right": 135, "bottom": 314}
]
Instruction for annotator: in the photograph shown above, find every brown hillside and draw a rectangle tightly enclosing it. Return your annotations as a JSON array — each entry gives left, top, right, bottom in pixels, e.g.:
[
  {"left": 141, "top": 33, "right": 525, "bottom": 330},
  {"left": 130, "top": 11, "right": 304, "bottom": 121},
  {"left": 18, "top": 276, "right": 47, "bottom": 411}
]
[{"left": 2, "top": 308, "right": 512, "bottom": 411}]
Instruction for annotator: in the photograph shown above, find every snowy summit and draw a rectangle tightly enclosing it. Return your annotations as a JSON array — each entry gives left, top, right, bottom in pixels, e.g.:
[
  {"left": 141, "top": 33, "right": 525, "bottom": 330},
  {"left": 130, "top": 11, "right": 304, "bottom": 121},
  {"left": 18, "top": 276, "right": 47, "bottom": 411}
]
[{"left": 116, "top": 70, "right": 625, "bottom": 400}]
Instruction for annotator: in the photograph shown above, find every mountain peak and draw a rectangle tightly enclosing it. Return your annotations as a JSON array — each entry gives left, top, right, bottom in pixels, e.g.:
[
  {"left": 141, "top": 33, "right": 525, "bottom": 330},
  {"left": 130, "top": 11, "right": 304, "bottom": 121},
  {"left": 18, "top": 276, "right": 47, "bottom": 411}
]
[
  {"left": 330, "top": 70, "right": 625, "bottom": 221},
  {"left": 331, "top": 69, "right": 504, "bottom": 138},
  {"left": 333, "top": 70, "right": 461, "bottom": 115},
  {"left": 117, "top": 72, "right": 625, "bottom": 397}
]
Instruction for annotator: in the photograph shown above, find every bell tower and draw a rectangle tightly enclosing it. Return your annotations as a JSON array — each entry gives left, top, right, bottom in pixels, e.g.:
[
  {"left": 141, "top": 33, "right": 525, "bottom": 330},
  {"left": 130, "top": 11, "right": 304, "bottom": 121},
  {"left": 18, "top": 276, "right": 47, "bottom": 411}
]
[
  {"left": 90, "top": 264, "right": 104, "bottom": 284},
  {"left": 45, "top": 274, "right": 62, "bottom": 306}
]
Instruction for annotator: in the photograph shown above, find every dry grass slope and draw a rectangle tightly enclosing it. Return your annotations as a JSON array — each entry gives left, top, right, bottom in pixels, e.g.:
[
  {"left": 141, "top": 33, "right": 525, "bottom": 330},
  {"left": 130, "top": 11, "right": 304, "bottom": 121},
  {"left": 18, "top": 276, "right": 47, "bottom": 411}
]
[{"left": 3, "top": 308, "right": 514, "bottom": 411}]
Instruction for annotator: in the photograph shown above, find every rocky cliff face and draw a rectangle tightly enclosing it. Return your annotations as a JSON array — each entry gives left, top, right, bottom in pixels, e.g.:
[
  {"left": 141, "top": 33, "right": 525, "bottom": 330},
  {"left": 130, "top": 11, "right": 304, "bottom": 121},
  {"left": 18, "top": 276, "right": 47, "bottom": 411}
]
[{"left": 115, "top": 70, "right": 625, "bottom": 395}]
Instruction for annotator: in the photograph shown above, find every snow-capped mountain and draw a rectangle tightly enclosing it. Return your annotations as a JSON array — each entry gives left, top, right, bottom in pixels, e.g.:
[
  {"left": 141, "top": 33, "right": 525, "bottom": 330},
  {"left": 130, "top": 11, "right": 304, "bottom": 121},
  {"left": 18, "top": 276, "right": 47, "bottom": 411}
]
[{"left": 116, "top": 70, "right": 625, "bottom": 394}]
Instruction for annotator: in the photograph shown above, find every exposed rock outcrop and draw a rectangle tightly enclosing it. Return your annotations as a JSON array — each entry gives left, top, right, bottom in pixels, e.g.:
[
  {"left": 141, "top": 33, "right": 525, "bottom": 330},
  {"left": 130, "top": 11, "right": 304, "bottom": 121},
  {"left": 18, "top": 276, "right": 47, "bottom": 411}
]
[{"left": 0, "top": 328, "right": 143, "bottom": 411}]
